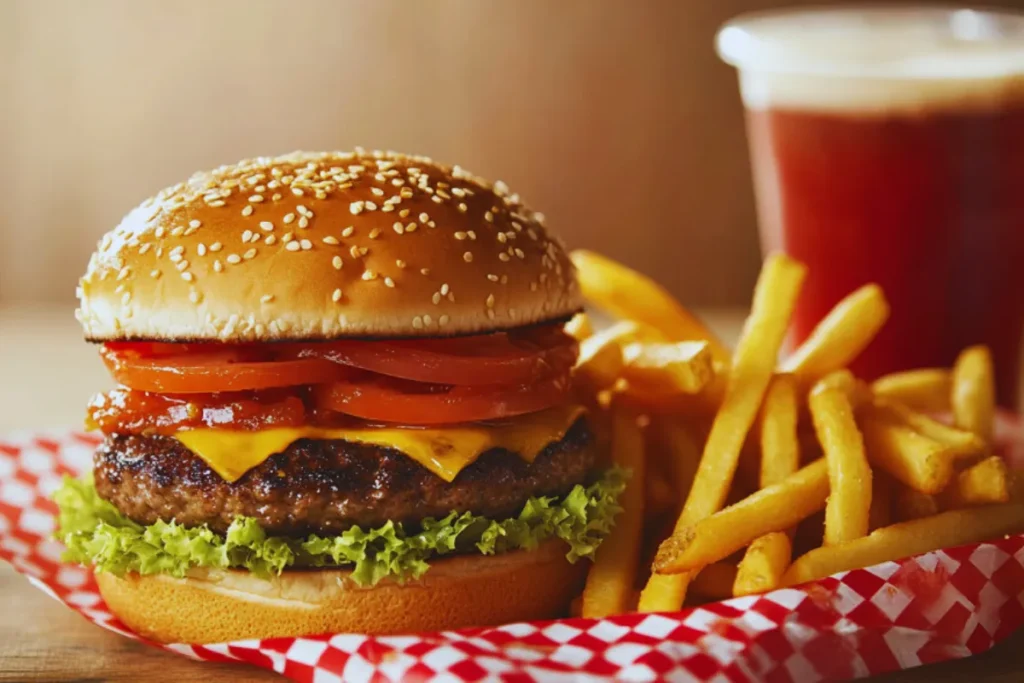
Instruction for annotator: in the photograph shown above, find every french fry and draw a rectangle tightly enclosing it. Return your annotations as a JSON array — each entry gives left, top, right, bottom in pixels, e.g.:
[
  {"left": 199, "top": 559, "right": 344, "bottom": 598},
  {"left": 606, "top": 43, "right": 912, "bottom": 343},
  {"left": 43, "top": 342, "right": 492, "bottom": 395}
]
[
  {"left": 759, "top": 374, "right": 800, "bottom": 488},
  {"left": 894, "top": 485, "right": 940, "bottom": 521},
  {"left": 653, "top": 459, "right": 829, "bottom": 574},
  {"left": 783, "top": 502, "right": 1024, "bottom": 586},
  {"left": 690, "top": 562, "right": 738, "bottom": 601},
  {"left": 939, "top": 456, "right": 1010, "bottom": 508},
  {"left": 872, "top": 369, "right": 951, "bottom": 414},
  {"left": 638, "top": 254, "right": 806, "bottom": 611},
  {"left": 811, "top": 369, "right": 871, "bottom": 409},
  {"left": 868, "top": 471, "right": 893, "bottom": 531},
  {"left": 952, "top": 345, "right": 995, "bottom": 442},
  {"left": 653, "top": 419, "right": 702, "bottom": 511},
  {"left": 780, "top": 284, "right": 889, "bottom": 386},
  {"left": 573, "top": 321, "right": 637, "bottom": 393},
  {"left": 581, "top": 405, "right": 646, "bottom": 618},
  {"left": 570, "top": 250, "right": 731, "bottom": 363},
  {"left": 810, "top": 388, "right": 872, "bottom": 545},
  {"left": 869, "top": 398, "right": 984, "bottom": 462},
  {"left": 622, "top": 341, "right": 715, "bottom": 395},
  {"left": 733, "top": 532, "right": 793, "bottom": 597},
  {"left": 565, "top": 312, "right": 594, "bottom": 341},
  {"left": 858, "top": 408, "right": 956, "bottom": 495}
]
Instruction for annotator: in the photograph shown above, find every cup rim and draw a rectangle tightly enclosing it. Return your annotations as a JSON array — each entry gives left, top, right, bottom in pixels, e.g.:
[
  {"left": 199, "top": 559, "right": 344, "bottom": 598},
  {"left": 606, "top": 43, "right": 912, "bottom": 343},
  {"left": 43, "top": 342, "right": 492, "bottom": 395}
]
[{"left": 716, "top": 4, "right": 1024, "bottom": 79}]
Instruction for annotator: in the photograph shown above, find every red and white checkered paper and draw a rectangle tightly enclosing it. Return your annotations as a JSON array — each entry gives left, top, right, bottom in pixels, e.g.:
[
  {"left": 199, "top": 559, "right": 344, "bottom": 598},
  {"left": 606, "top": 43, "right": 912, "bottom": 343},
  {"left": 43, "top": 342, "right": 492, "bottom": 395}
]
[{"left": 2, "top": 425, "right": 1023, "bottom": 683}]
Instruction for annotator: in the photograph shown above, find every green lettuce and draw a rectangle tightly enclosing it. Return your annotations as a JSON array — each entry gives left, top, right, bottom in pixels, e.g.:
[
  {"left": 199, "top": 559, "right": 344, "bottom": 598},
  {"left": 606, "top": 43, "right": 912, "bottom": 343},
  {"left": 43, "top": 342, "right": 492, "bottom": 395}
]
[{"left": 54, "top": 469, "right": 626, "bottom": 587}]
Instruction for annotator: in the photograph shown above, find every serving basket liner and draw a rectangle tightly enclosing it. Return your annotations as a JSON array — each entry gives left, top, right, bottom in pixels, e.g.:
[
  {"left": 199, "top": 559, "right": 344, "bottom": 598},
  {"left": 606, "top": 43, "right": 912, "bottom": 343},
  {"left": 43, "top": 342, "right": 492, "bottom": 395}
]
[{"left": 2, "top": 420, "right": 1023, "bottom": 682}]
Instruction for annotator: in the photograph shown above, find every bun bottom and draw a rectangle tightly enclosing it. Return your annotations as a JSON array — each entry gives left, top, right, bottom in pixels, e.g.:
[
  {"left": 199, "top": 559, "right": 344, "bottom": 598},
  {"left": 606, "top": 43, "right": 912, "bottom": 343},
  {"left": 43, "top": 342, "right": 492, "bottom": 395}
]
[{"left": 96, "top": 540, "right": 587, "bottom": 643}]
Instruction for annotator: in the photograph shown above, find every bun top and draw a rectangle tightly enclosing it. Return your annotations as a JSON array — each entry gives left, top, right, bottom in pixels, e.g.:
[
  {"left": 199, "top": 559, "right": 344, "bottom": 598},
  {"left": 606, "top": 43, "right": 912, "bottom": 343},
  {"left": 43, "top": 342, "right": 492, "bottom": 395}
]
[{"left": 77, "top": 150, "right": 582, "bottom": 341}]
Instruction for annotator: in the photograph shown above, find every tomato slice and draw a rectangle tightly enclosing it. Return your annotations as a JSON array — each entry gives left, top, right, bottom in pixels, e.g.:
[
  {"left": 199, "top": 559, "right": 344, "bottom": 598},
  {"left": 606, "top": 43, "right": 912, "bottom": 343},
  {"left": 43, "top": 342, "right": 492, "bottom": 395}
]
[
  {"left": 291, "top": 328, "right": 578, "bottom": 386},
  {"left": 87, "top": 387, "right": 308, "bottom": 434},
  {"left": 313, "top": 372, "right": 572, "bottom": 425},
  {"left": 101, "top": 346, "right": 353, "bottom": 394}
]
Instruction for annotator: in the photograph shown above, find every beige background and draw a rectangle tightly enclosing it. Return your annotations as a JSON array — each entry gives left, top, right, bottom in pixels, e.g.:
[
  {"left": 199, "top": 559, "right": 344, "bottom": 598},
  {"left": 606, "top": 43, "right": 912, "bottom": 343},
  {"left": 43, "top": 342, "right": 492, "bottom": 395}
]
[{"left": 3, "top": 0, "right": 1024, "bottom": 308}]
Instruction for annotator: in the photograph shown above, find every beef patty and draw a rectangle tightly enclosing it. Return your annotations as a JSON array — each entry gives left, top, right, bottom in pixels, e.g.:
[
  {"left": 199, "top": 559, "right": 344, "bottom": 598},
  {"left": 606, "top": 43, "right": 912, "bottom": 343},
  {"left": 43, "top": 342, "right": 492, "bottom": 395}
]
[{"left": 94, "top": 418, "right": 593, "bottom": 536}]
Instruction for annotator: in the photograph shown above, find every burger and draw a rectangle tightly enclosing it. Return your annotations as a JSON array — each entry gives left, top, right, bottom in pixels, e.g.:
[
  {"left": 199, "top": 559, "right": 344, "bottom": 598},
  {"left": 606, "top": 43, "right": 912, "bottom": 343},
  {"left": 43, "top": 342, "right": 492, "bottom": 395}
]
[{"left": 56, "top": 150, "right": 624, "bottom": 643}]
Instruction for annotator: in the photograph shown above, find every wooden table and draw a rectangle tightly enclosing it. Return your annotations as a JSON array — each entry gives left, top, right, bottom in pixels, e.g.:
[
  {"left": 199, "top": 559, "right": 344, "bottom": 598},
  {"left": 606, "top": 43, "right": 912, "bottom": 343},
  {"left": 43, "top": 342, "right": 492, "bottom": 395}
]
[{"left": 1, "top": 304, "right": 1020, "bottom": 682}]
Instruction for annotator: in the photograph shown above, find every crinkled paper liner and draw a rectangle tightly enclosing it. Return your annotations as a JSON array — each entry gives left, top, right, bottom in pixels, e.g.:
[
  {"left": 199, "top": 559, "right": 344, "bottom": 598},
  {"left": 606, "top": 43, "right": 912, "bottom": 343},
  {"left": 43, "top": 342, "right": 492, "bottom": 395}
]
[{"left": 2, "top": 423, "right": 1023, "bottom": 682}]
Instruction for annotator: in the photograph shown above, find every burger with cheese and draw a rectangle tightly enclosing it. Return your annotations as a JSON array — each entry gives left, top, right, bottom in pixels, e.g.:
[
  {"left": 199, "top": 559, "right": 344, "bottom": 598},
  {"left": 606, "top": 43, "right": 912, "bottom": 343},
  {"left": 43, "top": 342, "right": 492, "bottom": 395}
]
[{"left": 56, "top": 150, "right": 623, "bottom": 643}]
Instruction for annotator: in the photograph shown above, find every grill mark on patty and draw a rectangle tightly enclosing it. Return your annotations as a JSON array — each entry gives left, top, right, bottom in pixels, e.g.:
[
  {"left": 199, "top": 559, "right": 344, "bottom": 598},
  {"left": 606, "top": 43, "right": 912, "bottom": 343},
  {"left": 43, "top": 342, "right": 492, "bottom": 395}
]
[{"left": 94, "top": 418, "right": 593, "bottom": 536}]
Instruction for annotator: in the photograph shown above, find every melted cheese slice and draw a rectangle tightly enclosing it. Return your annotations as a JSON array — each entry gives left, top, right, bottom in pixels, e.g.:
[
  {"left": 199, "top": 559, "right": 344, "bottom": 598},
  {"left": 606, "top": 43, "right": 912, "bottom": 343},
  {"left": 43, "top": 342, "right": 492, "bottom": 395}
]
[{"left": 174, "top": 405, "right": 586, "bottom": 483}]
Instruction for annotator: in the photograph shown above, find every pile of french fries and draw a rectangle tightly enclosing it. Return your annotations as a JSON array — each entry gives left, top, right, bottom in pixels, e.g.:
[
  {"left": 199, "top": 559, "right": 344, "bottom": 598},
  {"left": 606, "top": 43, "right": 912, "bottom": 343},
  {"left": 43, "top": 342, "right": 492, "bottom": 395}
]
[{"left": 569, "top": 250, "right": 1024, "bottom": 618}]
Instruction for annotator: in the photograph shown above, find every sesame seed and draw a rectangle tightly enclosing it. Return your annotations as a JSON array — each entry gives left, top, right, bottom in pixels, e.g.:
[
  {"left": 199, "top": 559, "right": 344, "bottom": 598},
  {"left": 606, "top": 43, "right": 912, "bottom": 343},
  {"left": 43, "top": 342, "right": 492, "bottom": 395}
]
[
  {"left": 261, "top": 294, "right": 275, "bottom": 303},
  {"left": 189, "top": 219, "right": 202, "bottom": 229},
  {"left": 419, "top": 212, "right": 429, "bottom": 223},
  {"left": 463, "top": 251, "right": 473, "bottom": 262},
  {"left": 332, "top": 255, "right": 344, "bottom": 270},
  {"left": 487, "top": 309, "right": 495, "bottom": 320},
  {"left": 300, "top": 239, "right": 312, "bottom": 250},
  {"left": 244, "top": 248, "right": 257, "bottom": 260},
  {"left": 184, "top": 226, "right": 199, "bottom": 237},
  {"left": 423, "top": 314, "right": 433, "bottom": 326},
  {"left": 189, "top": 290, "right": 202, "bottom": 303},
  {"left": 350, "top": 201, "right": 365, "bottom": 215},
  {"left": 249, "top": 194, "right": 264, "bottom": 203},
  {"left": 455, "top": 231, "right": 467, "bottom": 241},
  {"left": 457, "top": 203, "right": 468, "bottom": 213},
  {"left": 209, "top": 200, "right": 225, "bottom": 207},
  {"left": 170, "top": 226, "right": 185, "bottom": 237},
  {"left": 413, "top": 316, "right": 424, "bottom": 329},
  {"left": 213, "top": 260, "right": 224, "bottom": 272},
  {"left": 298, "top": 216, "right": 309, "bottom": 229},
  {"left": 198, "top": 244, "right": 208, "bottom": 256},
  {"left": 384, "top": 277, "right": 395, "bottom": 288},
  {"left": 420, "top": 268, "right": 431, "bottom": 276},
  {"left": 365, "top": 201, "right": 377, "bottom": 211},
  {"left": 431, "top": 195, "right": 443, "bottom": 204},
  {"left": 121, "top": 292, "right": 132, "bottom": 305},
  {"left": 497, "top": 233, "right": 508, "bottom": 244},
  {"left": 371, "top": 188, "right": 384, "bottom": 196},
  {"left": 182, "top": 271, "right": 194, "bottom": 282},
  {"left": 226, "top": 253, "right": 242, "bottom": 264},
  {"left": 265, "top": 235, "right": 277, "bottom": 246},
  {"left": 395, "top": 259, "right": 406, "bottom": 269},
  {"left": 439, "top": 314, "right": 450, "bottom": 326},
  {"left": 139, "top": 243, "right": 152, "bottom": 254},
  {"left": 349, "top": 245, "right": 361, "bottom": 258},
  {"left": 382, "top": 204, "right": 394, "bottom": 213},
  {"left": 241, "top": 205, "right": 254, "bottom": 217},
  {"left": 484, "top": 211, "right": 494, "bottom": 222},
  {"left": 282, "top": 232, "right": 294, "bottom": 243},
  {"left": 342, "top": 226, "right": 355, "bottom": 237},
  {"left": 176, "top": 260, "right": 189, "bottom": 271},
  {"left": 440, "top": 283, "right": 450, "bottom": 295},
  {"left": 499, "top": 253, "right": 511, "bottom": 262},
  {"left": 452, "top": 187, "right": 466, "bottom": 197},
  {"left": 332, "top": 288, "right": 343, "bottom": 302},
  {"left": 242, "top": 230, "right": 254, "bottom": 243},
  {"left": 515, "top": 248, "right": 525, "bottom": 259},
  {"left": 468, "top": 231, "right": 476, "bottom": 240},
  {"left": 487, "top": 274, "right": 499, "bottom": 282},
  {"left": 210, "top": 242, "right": 223, "bottom": 252},
  {"left": 369, "top": 228, "right": 381, "bottom": 239},
  {"left": 393, "top": 222, "right": 404, "bottom": 235},
  {"left": 432, "top": 292, "right": 441, "bottom": 305},
  {"left": 297, "top": 205, "right": 309, "bottom": 216},
  {"left": 323, "top": 236, "right": 339, "bottom": 245},
  {"left": 150, "top": 269, "right": 162, "bottom": 279},
  {"left": 169, "top": 252, "right": 183, "bottom": 263},
  {"left": 283, "top": 214, "right": 295, "bottom": 225},
  {"left": 286, "top": 241, "right": 300, "bottom": 252},
  {"left": 260, "top": 221, "right": 274, "bottom": 231},
  {"left": 398, "top": 208, "right": 409, "bottom": 218},
  {"left": 362, "top": 270, "right": 377, "bottom": 281},
  {"left": 406, "top": 222, "right": 417, "bottom": 232},
  {"left": 429, "top": 221, "right": 437, "bottom": 228},
  {"left": 292, "top": 187, "right": 304, "bottom": 196},
  {"left": 509, "top": 308, "right": 517, "bottom": 320},
  {"left": 486, "top": 294, "right": 495, "bottom": 307},
  {"left": 155, "top": 227, "right": 166, "bottom": 238}
]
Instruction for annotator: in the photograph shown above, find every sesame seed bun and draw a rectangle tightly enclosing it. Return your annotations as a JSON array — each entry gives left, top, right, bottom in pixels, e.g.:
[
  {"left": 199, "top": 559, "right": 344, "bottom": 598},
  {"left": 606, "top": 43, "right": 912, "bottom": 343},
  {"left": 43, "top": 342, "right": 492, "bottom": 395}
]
[
  {"left": 95, "top": 539, "right": 587, "bottom": 643},
  {"left": 77, "top": 150, "right": 582, "bottom": 341}
]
